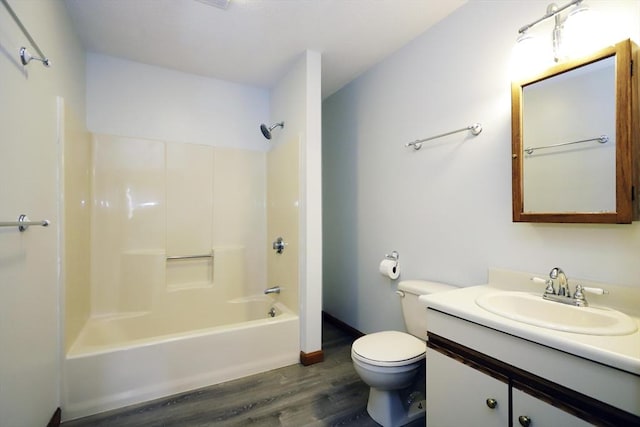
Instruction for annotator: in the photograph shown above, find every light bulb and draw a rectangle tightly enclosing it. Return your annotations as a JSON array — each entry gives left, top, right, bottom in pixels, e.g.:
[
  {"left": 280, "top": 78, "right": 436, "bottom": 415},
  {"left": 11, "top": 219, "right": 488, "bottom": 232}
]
[
  {"left": 510, "top": 33, "right": 553, "bottom": 80},
  {"left": 563, "top": 4, "right": 598, "bottom": 59}
]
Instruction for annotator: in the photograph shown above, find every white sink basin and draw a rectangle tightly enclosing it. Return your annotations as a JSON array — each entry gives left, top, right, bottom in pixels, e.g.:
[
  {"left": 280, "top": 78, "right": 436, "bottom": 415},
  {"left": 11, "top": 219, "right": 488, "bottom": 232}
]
[{"left": 476, "top": 291, "right": 638, "bottom": 336}]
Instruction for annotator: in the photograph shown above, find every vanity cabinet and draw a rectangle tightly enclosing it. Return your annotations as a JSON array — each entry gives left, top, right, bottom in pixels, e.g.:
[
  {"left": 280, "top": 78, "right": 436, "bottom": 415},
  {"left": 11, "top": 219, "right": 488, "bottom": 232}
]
[
  {"left": 512, "top": 389, "right": 591, "bottom": 427},
  {"left": 427, "top": 348, "right": 508, "bottom": 426},
  {"left": 427, "top": 346, "right": 591, "bottom": 427},
  {"left": 425, "top": 309, "right": 640, "bottom": 427}
]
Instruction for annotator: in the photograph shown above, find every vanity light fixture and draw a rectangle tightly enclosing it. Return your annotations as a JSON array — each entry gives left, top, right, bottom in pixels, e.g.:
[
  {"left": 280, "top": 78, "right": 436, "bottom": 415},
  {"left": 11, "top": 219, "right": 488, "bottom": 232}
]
[{"left": 517, "top": 0, "right": 589, "bottom": 62}]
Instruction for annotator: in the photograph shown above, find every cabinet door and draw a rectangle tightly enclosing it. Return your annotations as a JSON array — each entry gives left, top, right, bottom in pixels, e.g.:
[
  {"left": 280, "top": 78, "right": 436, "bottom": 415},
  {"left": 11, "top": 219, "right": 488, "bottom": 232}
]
[
  {"left": 426, "top": 348, "right": 508, "bottom": 426},
  {"left": 513, "top": 388, "right": 595, "bottom": 427}
]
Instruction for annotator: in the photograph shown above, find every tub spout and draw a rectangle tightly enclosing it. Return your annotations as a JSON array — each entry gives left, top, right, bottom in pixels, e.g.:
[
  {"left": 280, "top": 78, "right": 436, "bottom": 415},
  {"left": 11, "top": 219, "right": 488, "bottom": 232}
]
[{"left": 264, "top": 286, "right": 281, "bottom": 295}]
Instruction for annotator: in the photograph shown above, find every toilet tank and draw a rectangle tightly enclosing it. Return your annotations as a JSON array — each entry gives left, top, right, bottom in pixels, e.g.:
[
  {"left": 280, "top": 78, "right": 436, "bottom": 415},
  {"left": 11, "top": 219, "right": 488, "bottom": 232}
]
[{"left": 398, "top": 280, "right": 457, "bottom": 341}]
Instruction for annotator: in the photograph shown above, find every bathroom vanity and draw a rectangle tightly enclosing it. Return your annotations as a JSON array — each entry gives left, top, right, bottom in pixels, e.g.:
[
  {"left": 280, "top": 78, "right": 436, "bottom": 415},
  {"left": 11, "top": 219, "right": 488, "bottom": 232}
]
[{"left": 420, "top": 270, "right": 640, "bottom": 427}]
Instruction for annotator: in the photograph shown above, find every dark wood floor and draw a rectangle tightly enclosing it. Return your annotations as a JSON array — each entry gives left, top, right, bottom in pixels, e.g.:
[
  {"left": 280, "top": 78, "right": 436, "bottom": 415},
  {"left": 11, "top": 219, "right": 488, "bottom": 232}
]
[{"left": 62, "top": 320, "right": 425, "bottom": 426}]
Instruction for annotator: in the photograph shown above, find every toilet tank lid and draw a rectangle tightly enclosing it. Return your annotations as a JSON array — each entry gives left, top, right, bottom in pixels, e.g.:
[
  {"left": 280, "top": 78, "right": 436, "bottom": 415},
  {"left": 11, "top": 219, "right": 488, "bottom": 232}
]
[{"left": 398, "top": 280, "right": 457, "bottom": 296}]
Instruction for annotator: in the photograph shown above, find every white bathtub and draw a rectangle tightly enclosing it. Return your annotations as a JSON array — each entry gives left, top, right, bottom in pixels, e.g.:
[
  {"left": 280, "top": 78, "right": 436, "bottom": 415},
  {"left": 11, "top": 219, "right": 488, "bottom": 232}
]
[{"left": 62, "top": 296, "right": 299, "bottom": 421}]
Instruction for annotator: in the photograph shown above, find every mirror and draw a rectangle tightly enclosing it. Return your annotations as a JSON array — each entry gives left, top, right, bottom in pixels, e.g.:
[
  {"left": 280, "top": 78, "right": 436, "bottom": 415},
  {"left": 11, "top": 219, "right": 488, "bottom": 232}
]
[{"left": 511, "top": 39, "right": 639, "bottom": 223}]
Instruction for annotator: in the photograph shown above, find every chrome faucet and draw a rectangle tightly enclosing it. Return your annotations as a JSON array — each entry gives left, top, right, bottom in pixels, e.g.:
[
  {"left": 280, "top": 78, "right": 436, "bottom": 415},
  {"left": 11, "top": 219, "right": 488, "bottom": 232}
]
[
  {"left": 549, "top": 267, "right": 569, "bottom": 297},
  {"left": 264, "top": 286, "right": 281, "bottom": 295},
  {"left": 533, "top": 267, "right": 609, "bottom": 307}
]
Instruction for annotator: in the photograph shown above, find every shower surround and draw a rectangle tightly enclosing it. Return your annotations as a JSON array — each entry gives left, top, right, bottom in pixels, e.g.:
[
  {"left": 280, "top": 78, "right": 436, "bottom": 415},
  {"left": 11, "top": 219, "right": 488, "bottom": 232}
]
[
  {"left": 62, "top": 133, "right": 300, "bottom": 420},
  {"left": 89, "top": 134, "right": 268, "bottom": 315}
]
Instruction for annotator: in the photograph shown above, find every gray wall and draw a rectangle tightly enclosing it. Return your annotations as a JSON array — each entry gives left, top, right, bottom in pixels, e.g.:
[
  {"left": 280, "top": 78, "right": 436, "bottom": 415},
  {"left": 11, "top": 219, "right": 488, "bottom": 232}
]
[
  {"left": 0, "top": 1, "right": 86, "bottom": 425},
  {"left": 322, "top": 0, "right": 640, "bottom": 334}
]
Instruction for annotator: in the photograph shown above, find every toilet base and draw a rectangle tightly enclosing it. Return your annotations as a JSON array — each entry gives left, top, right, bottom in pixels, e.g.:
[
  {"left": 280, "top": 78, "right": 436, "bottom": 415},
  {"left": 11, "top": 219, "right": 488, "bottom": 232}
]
[{"left": 366, "top": 387, "right": 426, "bottom": 427}]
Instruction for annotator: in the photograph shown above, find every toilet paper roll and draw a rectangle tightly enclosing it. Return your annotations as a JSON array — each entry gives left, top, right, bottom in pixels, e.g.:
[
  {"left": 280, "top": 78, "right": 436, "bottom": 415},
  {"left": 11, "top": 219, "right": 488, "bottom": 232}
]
[{"left": 379, "top": 259, "right": 400, "bottom": 280}]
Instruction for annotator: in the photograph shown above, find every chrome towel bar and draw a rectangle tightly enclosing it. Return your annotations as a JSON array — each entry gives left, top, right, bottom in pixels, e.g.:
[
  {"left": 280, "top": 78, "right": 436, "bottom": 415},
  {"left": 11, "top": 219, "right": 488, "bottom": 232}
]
[
  {"left": 524, "top": 135, "right": 609, "bottom": 155},
  {"left": 1, "top": 0, "right": 52, "bottom": 67},
  {"left": 406, "top": 123, "right": 482, "bottom": 151},
  {"left": 0, "top": 214, "right": 49, "bottom": 232}
]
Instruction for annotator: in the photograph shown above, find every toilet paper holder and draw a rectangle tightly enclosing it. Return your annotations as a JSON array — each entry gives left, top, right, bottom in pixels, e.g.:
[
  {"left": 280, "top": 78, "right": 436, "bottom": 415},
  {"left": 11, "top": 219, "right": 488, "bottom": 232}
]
[
  {"left": 380, "top": 251, "right": 400, "bottom": 280},
  {"left": 385, "top": 250, "right": 399, "bottom": 267}
]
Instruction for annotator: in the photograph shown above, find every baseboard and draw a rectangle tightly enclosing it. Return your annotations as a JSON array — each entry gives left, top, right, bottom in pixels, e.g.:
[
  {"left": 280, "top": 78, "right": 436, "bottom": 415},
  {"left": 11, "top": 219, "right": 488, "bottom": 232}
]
[
  {"left": 299, "top": 312, "right": 365, "bottom": 366},
  {"left": 322, "top": 311, "right": 364, "bottom": 339},
  {"left": 299, "top": 350, "right": 324, "bottom": 366},
  {"left": 47, "top": 407, "right": 61, "bottom": 427}
]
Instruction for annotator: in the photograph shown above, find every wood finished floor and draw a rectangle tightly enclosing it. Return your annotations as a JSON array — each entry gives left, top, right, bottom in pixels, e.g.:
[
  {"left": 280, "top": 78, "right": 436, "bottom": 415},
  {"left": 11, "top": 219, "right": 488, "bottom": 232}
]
[{"left": 62, "top": 320, "right": 425, "bottom": 427}]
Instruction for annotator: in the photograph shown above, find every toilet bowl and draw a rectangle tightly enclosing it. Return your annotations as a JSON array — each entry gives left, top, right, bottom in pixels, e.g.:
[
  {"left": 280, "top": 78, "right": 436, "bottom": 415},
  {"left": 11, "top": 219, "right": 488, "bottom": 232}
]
[
  {"left": 351, "top": 280, "right": 456, "bottom": 427},
  {"left": 352, "top": 331, "right": 426, "bottom": 427}
]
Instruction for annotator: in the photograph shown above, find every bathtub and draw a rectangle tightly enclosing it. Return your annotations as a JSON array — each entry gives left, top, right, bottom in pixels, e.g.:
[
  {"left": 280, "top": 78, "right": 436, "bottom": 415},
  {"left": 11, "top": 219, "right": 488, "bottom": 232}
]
[{"left": 62, "top": 296, "right": 299, "bottom": 421}]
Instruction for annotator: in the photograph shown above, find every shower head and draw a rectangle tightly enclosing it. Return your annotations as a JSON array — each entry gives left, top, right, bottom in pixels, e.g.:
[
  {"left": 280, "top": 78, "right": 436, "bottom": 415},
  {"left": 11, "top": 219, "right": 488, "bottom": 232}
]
[{"left": 260, "top": 122, "right": 284, "bottom": 140}]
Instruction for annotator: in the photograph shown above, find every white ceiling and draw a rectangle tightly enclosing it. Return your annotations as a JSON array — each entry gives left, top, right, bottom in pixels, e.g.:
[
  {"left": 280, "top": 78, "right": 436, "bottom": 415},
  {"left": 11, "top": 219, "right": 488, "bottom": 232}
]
[{"left": 64, "top": 0, "right": 465, "bottom": 99}]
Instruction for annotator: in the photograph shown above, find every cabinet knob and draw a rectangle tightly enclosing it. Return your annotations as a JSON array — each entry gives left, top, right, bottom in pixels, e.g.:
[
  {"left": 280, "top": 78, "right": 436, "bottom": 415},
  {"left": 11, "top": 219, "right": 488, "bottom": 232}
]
[
  {"left": 518, "top": 415, "right": 531, "bottom": 427},
  {"left": 485, "top": 398, "right": 498, "bottom": 409}
]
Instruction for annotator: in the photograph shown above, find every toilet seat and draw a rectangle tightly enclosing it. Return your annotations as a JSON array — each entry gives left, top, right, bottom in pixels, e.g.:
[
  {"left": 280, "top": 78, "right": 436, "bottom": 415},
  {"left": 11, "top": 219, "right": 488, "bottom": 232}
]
[{"left": 352, "top": 331, "right": 426, "bottom": 367}]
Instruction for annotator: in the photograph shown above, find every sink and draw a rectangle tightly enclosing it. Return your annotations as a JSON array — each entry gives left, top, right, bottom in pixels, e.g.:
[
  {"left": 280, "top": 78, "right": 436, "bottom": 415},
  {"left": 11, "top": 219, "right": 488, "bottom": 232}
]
[{"left": 476, "top": 291, "right": 638, "bottom": 336}]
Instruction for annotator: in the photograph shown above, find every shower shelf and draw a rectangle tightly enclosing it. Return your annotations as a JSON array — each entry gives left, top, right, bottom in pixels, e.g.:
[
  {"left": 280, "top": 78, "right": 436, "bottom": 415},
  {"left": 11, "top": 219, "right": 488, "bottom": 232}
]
[{"left": 166, "top": 253, "right": 214, "bottom": 260}]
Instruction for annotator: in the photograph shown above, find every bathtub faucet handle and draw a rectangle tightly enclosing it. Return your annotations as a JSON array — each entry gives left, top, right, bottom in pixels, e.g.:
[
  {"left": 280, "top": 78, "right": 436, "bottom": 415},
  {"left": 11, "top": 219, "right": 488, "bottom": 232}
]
[{"left": 264, "top": 286, "right": 281, "bottom": 295}]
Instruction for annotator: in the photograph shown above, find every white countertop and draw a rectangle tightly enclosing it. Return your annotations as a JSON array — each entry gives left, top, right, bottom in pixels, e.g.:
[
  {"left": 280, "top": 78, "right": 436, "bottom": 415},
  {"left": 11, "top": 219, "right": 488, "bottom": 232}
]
[{"left": 419, "top": 270, "right": 640, "bottom": 376}]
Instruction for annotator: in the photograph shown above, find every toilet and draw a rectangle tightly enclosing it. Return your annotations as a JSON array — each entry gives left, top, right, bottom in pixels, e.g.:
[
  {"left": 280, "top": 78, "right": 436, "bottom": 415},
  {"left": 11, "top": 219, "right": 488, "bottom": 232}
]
[{"left": 351, "top": 280, "right": 456, "bottom": 427}]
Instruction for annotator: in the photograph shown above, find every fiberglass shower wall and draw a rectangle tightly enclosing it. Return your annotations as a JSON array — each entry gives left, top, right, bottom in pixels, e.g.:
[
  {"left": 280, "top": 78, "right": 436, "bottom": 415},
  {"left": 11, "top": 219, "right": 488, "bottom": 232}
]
[
  {"left": 266, "top": 134, "right": 300, "bottom": 315},
  {"left": 88, "top": 134, "right": 267, "bottom": 317},
  {"left": 62, "top": 99, "right": 93, "bottom": 352}
]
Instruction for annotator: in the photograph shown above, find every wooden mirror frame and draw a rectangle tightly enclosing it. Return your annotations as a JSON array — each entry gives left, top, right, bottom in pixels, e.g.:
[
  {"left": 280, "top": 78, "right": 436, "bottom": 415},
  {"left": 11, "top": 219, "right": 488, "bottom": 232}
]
[{"left": 511, "top": 39, "right": 639, "bottom": 223}]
